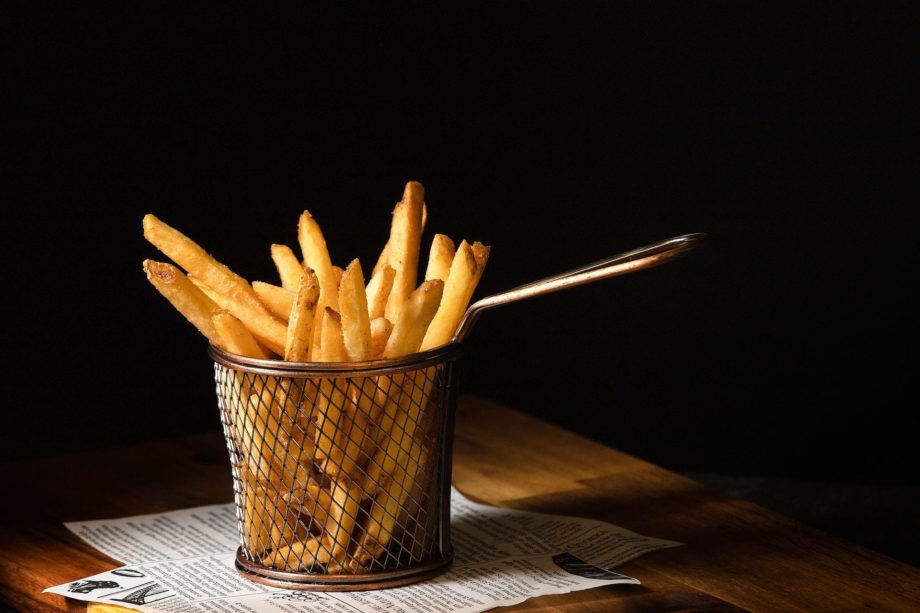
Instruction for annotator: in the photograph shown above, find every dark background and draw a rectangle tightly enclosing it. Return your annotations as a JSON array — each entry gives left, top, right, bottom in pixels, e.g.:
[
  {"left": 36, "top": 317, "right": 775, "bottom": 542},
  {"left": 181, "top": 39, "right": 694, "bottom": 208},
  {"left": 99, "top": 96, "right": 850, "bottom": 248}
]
[{"left": 7, "top": 3, "right": 917, "bottom": 556}]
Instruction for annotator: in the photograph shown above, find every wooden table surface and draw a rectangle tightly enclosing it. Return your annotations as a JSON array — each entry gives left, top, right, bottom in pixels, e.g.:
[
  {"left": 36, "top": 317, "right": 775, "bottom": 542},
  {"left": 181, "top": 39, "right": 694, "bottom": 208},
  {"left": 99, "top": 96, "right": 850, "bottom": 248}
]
[{"left": 1, "top": 395, "right": 918, "bottom": 612}]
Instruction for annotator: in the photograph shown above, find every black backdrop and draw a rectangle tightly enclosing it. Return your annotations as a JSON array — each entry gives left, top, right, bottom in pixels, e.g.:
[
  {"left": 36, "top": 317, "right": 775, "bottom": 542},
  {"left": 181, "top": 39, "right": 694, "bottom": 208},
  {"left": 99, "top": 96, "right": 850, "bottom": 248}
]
[{"left": 7, "top": 4, "right": 917, "bottom": 486}]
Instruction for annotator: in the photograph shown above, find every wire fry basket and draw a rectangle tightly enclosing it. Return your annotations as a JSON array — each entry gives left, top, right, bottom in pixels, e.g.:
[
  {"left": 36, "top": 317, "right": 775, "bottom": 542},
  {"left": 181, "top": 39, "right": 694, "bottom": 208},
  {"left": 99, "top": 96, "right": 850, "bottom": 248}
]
[{"left": 210, "top": 343, "right": 462, "bottom": 591}]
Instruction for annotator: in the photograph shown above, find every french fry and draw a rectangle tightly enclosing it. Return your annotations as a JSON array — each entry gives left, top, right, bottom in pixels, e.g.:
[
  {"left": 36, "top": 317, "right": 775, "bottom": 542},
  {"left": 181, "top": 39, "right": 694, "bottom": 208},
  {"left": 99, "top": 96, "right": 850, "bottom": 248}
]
[
  {"left": 240, "top": 466, "right": 272, "bottom": 555},
  {"left": 332, "top": 265, "right": 344, "bottom": 289},
  {"left": 471, "top": 241, "right": 491, "bottom": 284},
  {"left": 365, "top": 264, "right": 396, "bottom": 320},
  {"left": 336, "top": 260, "right": 392, "bottom": 482},
  {"left": 262, "top": 537, "right": 326, "bottom": 571},
  {"left": 424, "top": 234, "right": 455, "bottom": 282},
  {"left": 420, "top": 241, "right": 488, "bottom": 351},
  {"left": 338, "top": 259, "right": 372, "bottom": 362},
  {"left": 383, "top": 182, "right": 425, "bottom": 323},
  {"left": 376, "top": 279, "right": 444, "bottom": 440},
  {"left": 363, "top": 281, "right": 444, "bottom": 494},
  {"left": 284, "top": 479, "right": 333, "bottom": 536},
  {"left": 313, "top": 311, "right": 373, "bottom": 480},
  {"left": 298, "top": 211, "right": 339, "bottom": 355},
  {"left": 371, "top": 242, "right": 390, "bottom": 278},
  {"left": 366, "top": 243, "right": 487, "bottom": 519},
  {"left": 253, "top": 281, "right": 295, "bottom": 322},
  {"left": 243, "top": 389, "right": 313, "bottom": 490},
  {"left": 142, "top": 260, "right": 223, "bottom": 347},
  {"left": 142, "top": 214, "right": 280, "bottom": 337},
  {"left": 271, "top": 244, "right": 303, "bottom": 291},
  {"left": 371, "top": 202, "right": 427, "bottom": 277},
  {"left": 383, "top": 280, "right": 444, "bottom": 358},
  {"left": 239, "top": 465, "right": 304, "bottom": 557},
  {"left": 360, "top": 442, "right": 430, "bottom": 564},
  {"left": 212, "top": 311, "right": 269, "bottom": 358},
  {"left": 318, "top": 308, "right": 347, "bottom": 362},
  {"left": 323, "top": 479, "right": 363, "bottom": 562},
  {"left": 188, "top": 276, "right": 222, "bottom": 304},
  {"left": 236, "top": 390, "right": 313, "bottom": 559},
  {"left": 284, "top": 268, "right": 320, "bottom": 361},
  {"left": 313, "top": 308, "right": 348, "bottom": 464},
  {"left": 188, "top": 276, "right": 287, "bottom": 356},
  {"left": 369, "top": 317, "right": 393, "bottom": 358}
]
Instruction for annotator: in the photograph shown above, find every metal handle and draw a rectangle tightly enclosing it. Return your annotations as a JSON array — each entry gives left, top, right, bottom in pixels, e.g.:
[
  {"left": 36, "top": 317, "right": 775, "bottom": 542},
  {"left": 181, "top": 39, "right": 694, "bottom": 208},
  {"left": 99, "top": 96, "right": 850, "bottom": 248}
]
[{"left": 451, "top": 232, "right": 707, "bottom": 344}]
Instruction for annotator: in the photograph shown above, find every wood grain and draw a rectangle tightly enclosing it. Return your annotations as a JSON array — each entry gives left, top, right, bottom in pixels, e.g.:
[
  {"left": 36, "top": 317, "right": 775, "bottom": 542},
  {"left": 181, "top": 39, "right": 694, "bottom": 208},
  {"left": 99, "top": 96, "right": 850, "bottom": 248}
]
[
  {"left": 453, "top": 396, "right": 920, "bottom": 612},
  {"left": 0, "top": 395, "right": 917, "bottom": 612}
]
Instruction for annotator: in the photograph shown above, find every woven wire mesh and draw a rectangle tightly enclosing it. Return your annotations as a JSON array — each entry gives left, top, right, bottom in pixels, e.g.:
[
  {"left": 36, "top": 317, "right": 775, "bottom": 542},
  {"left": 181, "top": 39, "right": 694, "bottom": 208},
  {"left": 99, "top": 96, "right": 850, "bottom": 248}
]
[{"left": 214, "top": 359, "right": 452, "bottom": 577}]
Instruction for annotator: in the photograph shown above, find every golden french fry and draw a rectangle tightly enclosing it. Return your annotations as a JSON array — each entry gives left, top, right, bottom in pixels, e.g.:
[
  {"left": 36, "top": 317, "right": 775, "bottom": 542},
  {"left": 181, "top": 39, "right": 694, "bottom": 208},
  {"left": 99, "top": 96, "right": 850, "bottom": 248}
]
[
  {"left": 143, "top": 260, "right": 223, "bottom": 347},
  {"left": 284, "top": 479, "right": 333, "bottom": 536},
  {"left": 369, "top": 317, "right": 393, "bottom": 358},
  {"left": 236, "top": 389, "right": 314, "bottom": 558},
  {"left": 319, "top": 409, "right": 363, "bottom": 480},
  {"left": 188, "top": 275, "right": 287, "bottom": 356},
  {"left": 240, "top": 466, "right": 272, "bottom": 555},
  {"left": 142, "top": 213, "right": 277, "bottom": 322},
  {"left": 370, "top": 202, "right": 427, "bottom": 278},
  {"left": 383, "top": 182, "right": 425, "bottom": 323},
  {"left": 314, "top": 308, "right": 373, "bottom": 478},
  {"left": 298, "top": 211, "right": 339, "bottom": 356},
  {"left": 312, "top": 311, "right": 375, "bottom": 480},
  {"left": 383, "top": 280, "right": 444, "bottom": 358},
  {"left": 239, "top": 465, "right": 304, "bottom": 557},
  {"left": 253, "top": 281, "right": 295, "bottom": 322},
  {"left": 361, "top": 442, "right": 430, "bottom": 563},
  {"left": 332, "top": 265, "right": 344, "bottom": 289},
  {"left": 212, "top": 311, "right": 269, "bottom": 358},
  {"left": 334, "top": 260, "right": 385, "bottom": 481},
  {"left": 318, "top": 307, "right": 347, "bottom": 362},
  {"left": 324, "top": 479, "right": 363, "bottom": 562},
  {"left": 420, "top": 241, "right": 487, "bottom": 351},
  {"left": 243, "top": 389, "right": 313, "bottom": 489},
  {"left": 284, "top": 268, "right": 320, "bottom": 361},
  {"left": 370, "top": 242, "right": 486, "bottom": 497},
  {"left": 271, "top": 244, "right": 303, "bottom": 291},
  {"left": 471, "top": 241, "right": 491, "bottom": 284},
  {"left": 424, "top": 234, "right": 455, "bottom": 282},
  {"left": 313, "top": 308, "right": 348, "bottom": 464},
  {"left": 375, "top": 280, "right": 444, "bottom": 438},
  {"left": 371, "top": 242, "right": 390, "bottom": 278},
  {"left": 363, "top": 280, "right": 444, "bottom": 495},
  {"left": 338, "top": 259, "right": 372, "bottom": 362},
  {"left": 262, "top": 537, "right": 325, "bottom": 571},
  {"left": 339, "top": 262, "right": 393, "bottom": 482},
  {"left": 188, "top": 276, "right": 222, "bottom": 303},
  {"left": 365, "top": 264, "right": 396, "bottom": 320}
]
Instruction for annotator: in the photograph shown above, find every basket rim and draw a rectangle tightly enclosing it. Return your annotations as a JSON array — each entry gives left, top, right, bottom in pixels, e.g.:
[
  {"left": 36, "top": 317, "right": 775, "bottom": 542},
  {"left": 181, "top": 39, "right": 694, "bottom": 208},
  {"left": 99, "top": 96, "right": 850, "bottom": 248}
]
[{"left": 208, "top": 342, "right": 463, "bottom": 376}]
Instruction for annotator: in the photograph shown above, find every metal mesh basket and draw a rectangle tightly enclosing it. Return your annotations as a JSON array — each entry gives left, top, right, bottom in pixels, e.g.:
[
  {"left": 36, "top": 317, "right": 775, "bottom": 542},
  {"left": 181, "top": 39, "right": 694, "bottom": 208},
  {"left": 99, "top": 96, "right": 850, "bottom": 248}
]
[{"left": 209, "top": 343, "right": 462, "bottom": 590}]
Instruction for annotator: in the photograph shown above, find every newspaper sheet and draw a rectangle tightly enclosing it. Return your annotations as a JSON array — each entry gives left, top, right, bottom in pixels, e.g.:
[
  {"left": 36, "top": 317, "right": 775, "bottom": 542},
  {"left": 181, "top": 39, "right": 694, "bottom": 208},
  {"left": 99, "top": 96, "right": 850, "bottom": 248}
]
[{"left": 46, "top": 487, "right": 681, "bottom": 612}]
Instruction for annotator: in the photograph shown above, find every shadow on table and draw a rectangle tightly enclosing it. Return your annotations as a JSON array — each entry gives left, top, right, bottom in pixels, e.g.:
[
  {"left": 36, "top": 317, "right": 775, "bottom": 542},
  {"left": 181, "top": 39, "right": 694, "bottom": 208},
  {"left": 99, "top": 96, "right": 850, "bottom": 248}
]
[{"left": 687, "top": 473, "right": 920, "bottom": 567}]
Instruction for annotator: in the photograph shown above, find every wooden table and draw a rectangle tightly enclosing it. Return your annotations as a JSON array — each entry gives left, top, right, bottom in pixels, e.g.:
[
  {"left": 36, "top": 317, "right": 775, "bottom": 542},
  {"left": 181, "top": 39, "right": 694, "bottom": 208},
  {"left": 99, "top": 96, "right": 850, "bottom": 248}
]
[{"left": 2, "top": 395, "right": 918, "bottom": 612}]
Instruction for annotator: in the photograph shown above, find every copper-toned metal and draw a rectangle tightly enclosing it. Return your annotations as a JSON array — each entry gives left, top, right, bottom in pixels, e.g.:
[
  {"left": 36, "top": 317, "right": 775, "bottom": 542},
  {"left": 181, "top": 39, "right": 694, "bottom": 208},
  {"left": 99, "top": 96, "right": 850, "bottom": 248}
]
[
  {"left": 211, "top": 343, "right": 463, "bottom": 591},
  {"left": 234, "top": 548, "right": 453, "bottom": 591},
  {"left": 210, "top": 342, "right": 461, "bottom": 377},
  {"left": 452, "top": 233, "right": 707, "bottom": 343}
]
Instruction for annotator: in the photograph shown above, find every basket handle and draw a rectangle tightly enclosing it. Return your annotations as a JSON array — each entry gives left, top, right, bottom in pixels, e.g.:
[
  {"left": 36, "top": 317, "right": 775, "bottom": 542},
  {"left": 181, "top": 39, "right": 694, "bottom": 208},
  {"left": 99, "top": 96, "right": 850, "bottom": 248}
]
[{"left": 451, "top": 232, "right": 707, "bottom": 344}]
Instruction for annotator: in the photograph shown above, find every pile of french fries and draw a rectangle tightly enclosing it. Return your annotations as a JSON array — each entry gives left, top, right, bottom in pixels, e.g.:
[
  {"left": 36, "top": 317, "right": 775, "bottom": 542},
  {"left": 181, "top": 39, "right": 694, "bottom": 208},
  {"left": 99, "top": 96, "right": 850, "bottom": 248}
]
[{"left": 142, "top": 181, "right": 489, "bottom": 573}]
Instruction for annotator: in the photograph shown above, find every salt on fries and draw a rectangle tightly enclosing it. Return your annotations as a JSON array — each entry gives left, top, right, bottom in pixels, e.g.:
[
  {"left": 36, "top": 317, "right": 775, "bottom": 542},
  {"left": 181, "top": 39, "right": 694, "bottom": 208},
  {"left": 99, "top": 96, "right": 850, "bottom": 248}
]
[{"left": 143, "top": 181, "right": 488, "bottom": 572}]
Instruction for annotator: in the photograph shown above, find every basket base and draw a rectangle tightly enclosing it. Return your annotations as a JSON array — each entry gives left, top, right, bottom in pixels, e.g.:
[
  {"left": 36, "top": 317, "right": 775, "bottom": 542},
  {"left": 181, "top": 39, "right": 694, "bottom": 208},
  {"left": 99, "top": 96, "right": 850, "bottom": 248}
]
[{"left": 234, "top": 548, "right": 454, "bottom": 591}]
